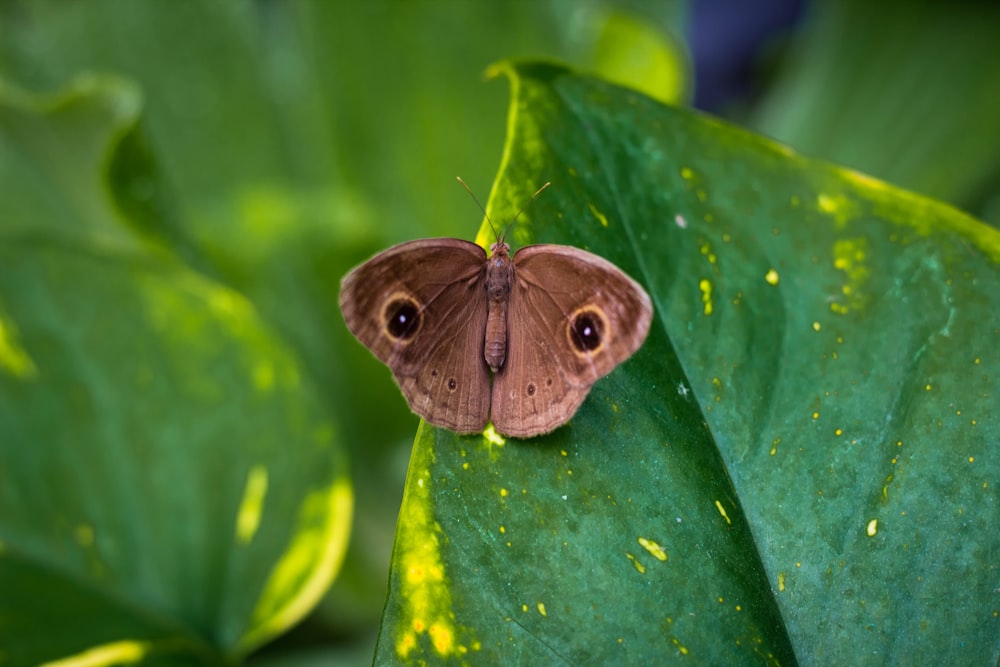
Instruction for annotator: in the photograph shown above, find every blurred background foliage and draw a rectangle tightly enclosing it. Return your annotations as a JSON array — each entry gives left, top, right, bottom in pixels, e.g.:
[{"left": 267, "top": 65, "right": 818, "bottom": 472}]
[{"left": 1, "top": 0, "right": 998, "bottom": 664}]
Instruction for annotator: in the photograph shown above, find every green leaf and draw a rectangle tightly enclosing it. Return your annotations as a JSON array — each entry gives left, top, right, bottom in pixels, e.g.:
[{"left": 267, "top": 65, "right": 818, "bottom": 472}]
[
  {"left": 374, "top": 62, "right": 1000, "bottom": 665},
  {"left": 0, "top": 76, "right": 351, "bottom": 665}
]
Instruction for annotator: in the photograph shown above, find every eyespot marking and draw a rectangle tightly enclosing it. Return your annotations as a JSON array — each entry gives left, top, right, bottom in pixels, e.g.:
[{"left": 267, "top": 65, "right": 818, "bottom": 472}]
[
  {"left": 526, "top": 383, "right": 536, "bottom": 396},
  {"left": 448, "top": 378, "right": 457, "bottom": 391},
  {"left": 568, "top": 306, "right": 607, "bottom": 354},
  {"left": 382, "top": 293, "right": 422, "bottom": 341}
]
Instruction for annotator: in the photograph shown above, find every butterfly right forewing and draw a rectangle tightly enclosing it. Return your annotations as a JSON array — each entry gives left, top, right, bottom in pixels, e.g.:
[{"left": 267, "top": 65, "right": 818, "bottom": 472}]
[{"left": 339, "top": 238, "right": 492, "bottom": 433}]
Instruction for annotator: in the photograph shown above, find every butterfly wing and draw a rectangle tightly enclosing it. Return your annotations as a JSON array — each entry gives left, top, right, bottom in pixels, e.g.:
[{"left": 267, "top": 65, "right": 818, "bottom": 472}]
[
  {"left": 490, "top": 244, "right": 652, "bottom": 437},
  {"left": 339, "top": 238, "right": 491, "bottom": 433}
]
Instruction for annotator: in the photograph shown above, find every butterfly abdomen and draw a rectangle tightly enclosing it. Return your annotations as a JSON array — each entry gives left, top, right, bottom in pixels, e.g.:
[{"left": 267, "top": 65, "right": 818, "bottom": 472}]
[{"left": 484, "top": 244, "right": 514, "bottom": 372}]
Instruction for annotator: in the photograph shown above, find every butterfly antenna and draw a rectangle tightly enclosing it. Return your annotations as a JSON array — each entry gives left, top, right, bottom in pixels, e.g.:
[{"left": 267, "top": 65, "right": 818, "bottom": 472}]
[
  {"left": 500, "top": 181, "right": 551, "bottom": 241},
  {"left": 458, "top": 177, "right": 552, "bottom": 243},
  {"left": 456, "top": 176, "right": 500, "bottom": 241},
  {"left": 511, "top": 181, "right": 551, "bottom": 225}
]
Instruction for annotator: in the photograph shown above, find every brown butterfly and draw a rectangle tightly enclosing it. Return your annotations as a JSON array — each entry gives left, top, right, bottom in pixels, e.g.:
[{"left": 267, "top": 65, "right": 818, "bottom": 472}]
[{"left": 339, "top": 185, "right": 652, "bottom": 438}]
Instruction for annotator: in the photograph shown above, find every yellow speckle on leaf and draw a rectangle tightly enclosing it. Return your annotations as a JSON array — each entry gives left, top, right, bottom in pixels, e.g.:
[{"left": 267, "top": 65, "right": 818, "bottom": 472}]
[
  {"left": 588, "top": 202, "right": 609, "bottom": 227},
  {"left": 764, "top": 268, "right": 780, "bottom": 285},
  {"left": 812, "top": 321, "right": 821, "bottom": 332},
  {"left": 699, "top": 241, "right": 717, "bottom": 264},
  {"left": 831, "top": 238, "right": 871, "bottom": 313},
  {"left": 671, "top": 637, "right": 689, "bottom": 656},
  {"left": 638, "top": 537, "right": 668, "bottom": 561},
  {"left": 816, "top": 192, "right": 859, "bottom": 226},
  {"left": 483, "top": 424, "right": 505, "bottom": 446},
  {"left": 830, "top": 302, "right": 849, "bottom": 315},
  {"left": 396, "top": 633, "right": 417, "bottom": 656},
  {"left": 537, "top": 602, "right": 547, "bottom": 617},
  {"left": 866, "top": 519, "right": 878, "bottom": 537},
  {"left": 499, "top": 488, "right": 508, "bottom": 497},
  {"left": 427, "top": 622, "right": 454, "bottom": 655},
  {"left": 714, "top": 500, "right": 732, "bottom": 525},
  {"left": 770, "top": 437, "right": 781, "bottom": 456},
  {"left": 925, "top": 384, "right": 933, "bottom": 391},
  {"left": 778, "top": 572, "right": 786, "bottom": 591},
  {"left": 626, "top": 552, "right": 646, "bottom": 574},
  {"left": 699, "top": 279, "right": 713, "bottom": 315},
  {"left": 812, "top": 411, "right": 820, "bottom": 420},
  {"left": 968, "top": 456, "right": 975, "bottom": 463},
  {"left": 834, "top": 428, "right": 843, "bottom": 437}
]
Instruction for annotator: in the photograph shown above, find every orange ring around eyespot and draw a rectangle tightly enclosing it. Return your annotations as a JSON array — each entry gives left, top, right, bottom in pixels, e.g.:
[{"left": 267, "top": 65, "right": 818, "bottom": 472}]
[{"left": 565, "top": 305, "right": 607, "bottom": 357}]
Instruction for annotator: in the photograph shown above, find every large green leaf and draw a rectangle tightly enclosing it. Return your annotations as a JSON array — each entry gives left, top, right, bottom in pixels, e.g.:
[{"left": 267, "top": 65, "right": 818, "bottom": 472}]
[
  {"left": 374, "top": 62, "right": 1000, "bottom": 665},
  {"left": 0, "top": 76, "right": 351, "bottom": 665}
]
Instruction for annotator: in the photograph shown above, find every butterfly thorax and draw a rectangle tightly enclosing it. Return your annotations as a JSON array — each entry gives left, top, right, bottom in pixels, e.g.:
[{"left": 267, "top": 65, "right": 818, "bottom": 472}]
[{"left": 484, "top": 241, "right": 514, "bottom": 372}]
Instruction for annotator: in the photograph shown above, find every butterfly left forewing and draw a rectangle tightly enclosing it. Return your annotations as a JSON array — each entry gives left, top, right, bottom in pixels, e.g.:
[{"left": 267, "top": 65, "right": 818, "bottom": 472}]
[
  {"left": 339, "top": 238, "right": 492, "bottom": 433},
  {"left": 490, "top": 244, "right": 652, "bottom": 437}
]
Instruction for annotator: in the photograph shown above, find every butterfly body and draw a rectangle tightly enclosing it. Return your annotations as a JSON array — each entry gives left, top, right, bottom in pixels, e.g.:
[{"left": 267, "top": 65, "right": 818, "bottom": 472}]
[
  {"left": 339, "top": 236, "right": 651, "bottom": 438},
  {"left": 484, "top": 241, "right": 514, "bottom": 372}
]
